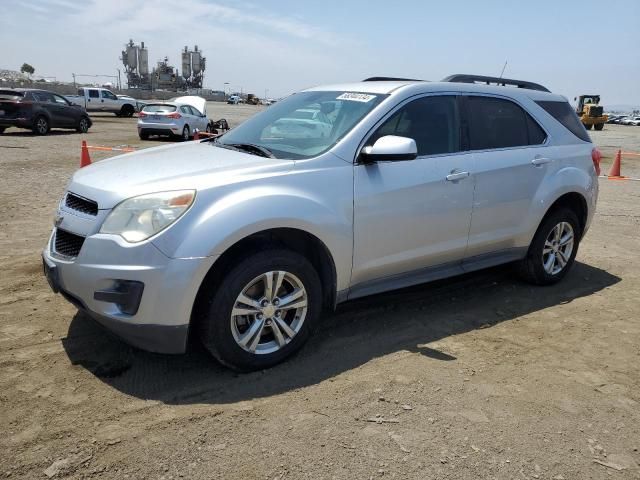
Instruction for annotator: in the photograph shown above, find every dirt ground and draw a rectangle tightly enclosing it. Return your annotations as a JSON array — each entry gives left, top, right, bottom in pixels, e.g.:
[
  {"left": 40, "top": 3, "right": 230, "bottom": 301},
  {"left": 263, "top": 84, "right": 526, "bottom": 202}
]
[{"left": 1, "top": 108, "right": 639, "bottom": 480}]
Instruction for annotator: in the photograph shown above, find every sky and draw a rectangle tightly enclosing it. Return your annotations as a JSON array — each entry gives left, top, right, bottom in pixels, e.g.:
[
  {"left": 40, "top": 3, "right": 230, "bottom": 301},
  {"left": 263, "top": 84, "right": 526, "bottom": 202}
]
[{"left": 1, "top": 0, "right": 639, "bottom": 106}]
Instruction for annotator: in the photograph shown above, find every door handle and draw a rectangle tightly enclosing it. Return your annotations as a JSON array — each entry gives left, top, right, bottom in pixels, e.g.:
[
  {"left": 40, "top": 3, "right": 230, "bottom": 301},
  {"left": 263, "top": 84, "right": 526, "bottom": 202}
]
[
  {"left": 531, "top": 157, "right": 552, "bottom": 166},
  {"left": 446, "top": 170, "right": 470, "bottom": 182}
]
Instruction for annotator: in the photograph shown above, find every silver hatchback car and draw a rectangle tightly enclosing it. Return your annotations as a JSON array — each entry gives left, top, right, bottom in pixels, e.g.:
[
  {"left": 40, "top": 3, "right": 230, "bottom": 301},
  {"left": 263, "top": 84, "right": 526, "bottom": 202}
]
[
  {"left": 44, "top": 74, "right": 599, "bottom": 371},
  {"left": 137, "top": 96, "right": 211, "bottom": 141}
]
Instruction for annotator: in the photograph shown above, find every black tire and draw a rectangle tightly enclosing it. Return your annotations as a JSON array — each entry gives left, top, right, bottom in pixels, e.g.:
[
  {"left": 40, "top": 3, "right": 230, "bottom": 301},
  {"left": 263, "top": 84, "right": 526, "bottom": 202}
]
[
  {"left": 181, "top": 125, "right": 190, "bottom": 141},
  {"left": 120, "top": 105, "right": 135, "bottom": 118},
  {"left": 0, "top": 127, "right": 5, "bottom": 134},
  {"left": 205, "top": 123, "right": 212, "bottom": 133},
  {"left": 594, "top": 123, "right": 604, "bottom": 131},
  {"left": 76, "top": 116, "right": 90, "bottom": 133},
  {"left": 198, "top": 249, "right": 322, "bottom": 371},
  {"left": 32, "top": 116, "right": 49, "bottom": 135},
  {"left": 518, "top": 208, "right": 581, "bottom": 285},
  {"left": 139, "top": 132, "right": 149, "bottom": 140},
  {"left": 583, "top": 123, "right": 592, "bottom": 130}
]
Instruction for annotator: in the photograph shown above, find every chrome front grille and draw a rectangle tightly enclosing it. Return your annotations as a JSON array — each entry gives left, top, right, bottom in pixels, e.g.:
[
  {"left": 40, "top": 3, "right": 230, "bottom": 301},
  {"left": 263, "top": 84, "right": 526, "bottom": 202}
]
[
  {"left": 65, "top": 192, "right": 98, "bottom": 216},
  {"left": 54, "top": 229, "right": 86, "bottom": 258}
]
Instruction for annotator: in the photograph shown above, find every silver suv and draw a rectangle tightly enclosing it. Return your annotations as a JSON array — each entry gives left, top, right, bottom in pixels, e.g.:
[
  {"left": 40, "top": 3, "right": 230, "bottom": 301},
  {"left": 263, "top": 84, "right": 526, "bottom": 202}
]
[{"left": 43, "top": 74, "right": 599, "bottom": 371}]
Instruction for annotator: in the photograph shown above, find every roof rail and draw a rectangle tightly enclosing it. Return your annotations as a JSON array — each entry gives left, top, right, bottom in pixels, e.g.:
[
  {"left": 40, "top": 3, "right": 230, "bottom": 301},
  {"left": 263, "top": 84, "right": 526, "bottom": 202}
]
[
  {"left": 442, "top": 74, "right": 550, "bottom": 93},
  {"left": 363, "top": 76, "right": 423, "bottom": 82}
]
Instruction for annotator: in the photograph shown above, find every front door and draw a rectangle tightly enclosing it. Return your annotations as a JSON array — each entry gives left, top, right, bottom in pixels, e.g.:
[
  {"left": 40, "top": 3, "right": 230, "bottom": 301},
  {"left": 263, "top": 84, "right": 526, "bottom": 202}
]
[{"left": 352, "top": 95, "right": 475, "bottom": 293}]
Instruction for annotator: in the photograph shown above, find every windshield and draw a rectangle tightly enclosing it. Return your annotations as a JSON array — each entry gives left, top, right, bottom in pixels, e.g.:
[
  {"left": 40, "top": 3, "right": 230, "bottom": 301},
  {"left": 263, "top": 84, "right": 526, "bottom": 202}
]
[{"left": 216, "top": 91, "right": 387, "bottom": 159}]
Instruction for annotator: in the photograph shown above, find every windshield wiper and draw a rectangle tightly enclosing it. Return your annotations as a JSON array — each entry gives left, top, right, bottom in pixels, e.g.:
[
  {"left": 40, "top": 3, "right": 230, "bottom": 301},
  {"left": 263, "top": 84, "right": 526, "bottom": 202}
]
[{"left": 225, "top": 143, "right": 276, "bottom": 158}]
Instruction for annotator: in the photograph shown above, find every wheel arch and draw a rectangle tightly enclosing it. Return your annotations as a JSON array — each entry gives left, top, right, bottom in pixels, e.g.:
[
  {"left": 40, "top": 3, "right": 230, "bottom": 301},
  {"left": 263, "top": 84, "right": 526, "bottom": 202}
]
[
  {"left": 191, "top": 227, "right": 338, "bottom": 331},
  {"left": 538, "top": 191, "right": 589, "bottom": 240}
]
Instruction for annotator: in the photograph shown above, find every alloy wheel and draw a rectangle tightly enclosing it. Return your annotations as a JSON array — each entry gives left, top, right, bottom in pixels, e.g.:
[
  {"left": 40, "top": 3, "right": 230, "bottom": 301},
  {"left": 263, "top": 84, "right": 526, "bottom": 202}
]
[
  {"left": 36, "top": 118, "right": 48, "bottom": 134},
  {"left": 542, "top": 221, "right": 574, "bottom": 275},
  {"left": 230, "top": 271, "right": 308, "bottom": 355}
]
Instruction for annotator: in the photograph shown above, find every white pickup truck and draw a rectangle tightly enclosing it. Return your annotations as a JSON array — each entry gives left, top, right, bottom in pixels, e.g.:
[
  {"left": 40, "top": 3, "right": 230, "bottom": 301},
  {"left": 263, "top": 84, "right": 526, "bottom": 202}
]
[{"left": 66, "top": 88, "right": 138, "bottom": 117}]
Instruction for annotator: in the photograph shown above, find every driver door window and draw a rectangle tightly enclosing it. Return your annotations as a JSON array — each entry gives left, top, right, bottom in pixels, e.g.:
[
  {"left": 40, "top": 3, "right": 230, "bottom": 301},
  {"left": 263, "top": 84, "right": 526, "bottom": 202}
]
[{"left": 368, "top": 95, "right": 461, "bottom": 157}]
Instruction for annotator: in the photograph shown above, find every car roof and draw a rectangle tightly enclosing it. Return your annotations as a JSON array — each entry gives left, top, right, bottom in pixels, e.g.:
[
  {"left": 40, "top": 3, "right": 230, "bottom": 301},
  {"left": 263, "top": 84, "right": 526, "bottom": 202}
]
[{"left": 304, "top": 80, "right": 565, "bottom": 102}]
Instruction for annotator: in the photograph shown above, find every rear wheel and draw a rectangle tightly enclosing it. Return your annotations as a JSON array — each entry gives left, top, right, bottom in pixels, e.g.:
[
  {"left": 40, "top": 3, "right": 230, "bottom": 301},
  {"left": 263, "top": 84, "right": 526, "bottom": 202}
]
[
  {"left": 198, "top": 249, "right": 322, "bottom": 371},
  {"left": 181, "top": 125, "right": 190, "bottom": 141},
  {"left": 594, "top": 123, "right": 604, "bottom": 131},
  {"left": 76, "top": 116, "right": 90, "bottom": 133},
  {"left": 33, "top": 116, "right": 49, "bottom": 135},
  {"left": 518, "top": 208, "right": 580, "bottom": 285},
  {"left": 139, "top": 131, "right": 149, "bottom": 140}
]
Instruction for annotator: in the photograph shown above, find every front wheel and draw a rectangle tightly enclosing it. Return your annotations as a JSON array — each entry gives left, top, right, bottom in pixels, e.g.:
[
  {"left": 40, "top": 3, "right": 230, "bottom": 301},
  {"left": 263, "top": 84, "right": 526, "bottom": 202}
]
[
  {"left": 583, "top": 123, "right": 592, "bottom": 130},
  {"left": 518, "top": 208, "right": 580, "bottom": 285},
  {"left": 120, "top": 105, "right": 135, "bottom": 117},
  {"left": 76, "top": 117, "right": 90, "bottom": 133},
  {"left": 594, "top": 123, "right": 604, "bottom": 131},
  {"left": 198, "top": 249, "right": 322, "bottom": 371}
]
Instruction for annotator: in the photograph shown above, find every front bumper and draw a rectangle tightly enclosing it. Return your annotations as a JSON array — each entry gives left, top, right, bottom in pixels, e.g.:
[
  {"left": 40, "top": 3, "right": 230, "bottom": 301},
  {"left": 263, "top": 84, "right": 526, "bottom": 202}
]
[{"left": 43, "top": 231, "right": 217, "bottom": 354}]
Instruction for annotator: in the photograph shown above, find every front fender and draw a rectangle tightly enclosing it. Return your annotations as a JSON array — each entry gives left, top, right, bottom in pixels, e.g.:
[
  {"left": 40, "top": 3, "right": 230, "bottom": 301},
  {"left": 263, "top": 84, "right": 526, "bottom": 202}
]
[{"left": 152, "top": 180, "right": 354, "bottom": 291}]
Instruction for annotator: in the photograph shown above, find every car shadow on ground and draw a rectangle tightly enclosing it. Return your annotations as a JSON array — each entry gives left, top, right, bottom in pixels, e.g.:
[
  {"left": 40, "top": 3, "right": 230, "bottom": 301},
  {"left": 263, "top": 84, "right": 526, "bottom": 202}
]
[
  {"left": 0, "top": 130, "right": 83, "bottom": 137},
  {"left": 62, "top": 261, "right": 620, "bottom": 405}
]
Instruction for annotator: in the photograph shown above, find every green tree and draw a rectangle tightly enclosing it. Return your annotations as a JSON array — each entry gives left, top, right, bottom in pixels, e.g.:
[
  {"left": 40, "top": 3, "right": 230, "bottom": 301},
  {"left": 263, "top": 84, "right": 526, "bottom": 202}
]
[{"left": 20, "top": 63, "right": 35, "bottom": 77}]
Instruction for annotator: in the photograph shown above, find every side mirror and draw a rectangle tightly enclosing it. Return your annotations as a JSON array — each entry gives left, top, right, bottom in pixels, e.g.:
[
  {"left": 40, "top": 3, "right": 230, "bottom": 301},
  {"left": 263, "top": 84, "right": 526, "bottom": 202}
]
[{"left": 360, "top": 135, "right": 418, "bottom": 163}]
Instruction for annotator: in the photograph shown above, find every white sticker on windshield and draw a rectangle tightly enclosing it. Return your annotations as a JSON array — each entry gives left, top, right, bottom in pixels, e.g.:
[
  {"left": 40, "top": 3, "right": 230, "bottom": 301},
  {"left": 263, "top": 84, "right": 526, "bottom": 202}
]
[{"left": 336, "top": 92, "right": 377, "bottom": 103}]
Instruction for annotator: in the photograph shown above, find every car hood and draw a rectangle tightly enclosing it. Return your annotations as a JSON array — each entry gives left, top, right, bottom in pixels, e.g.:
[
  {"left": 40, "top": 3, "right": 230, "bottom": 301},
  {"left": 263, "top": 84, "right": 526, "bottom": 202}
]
[
  {"left": 68, "top": 141, "right": 294, "bottom": 209},
  {"left": 171, "top": 95, "right": 207, "bottom": 115}
]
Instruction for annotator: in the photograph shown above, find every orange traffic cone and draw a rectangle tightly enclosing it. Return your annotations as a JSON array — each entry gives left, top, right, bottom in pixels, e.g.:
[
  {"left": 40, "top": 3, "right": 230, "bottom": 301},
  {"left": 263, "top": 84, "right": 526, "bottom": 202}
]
[
  {"left": 80, "top": 140, "right": 91, "bottom": 168},
  {"left": 608, "top": 149, "right": 624, "bottom": 178}
]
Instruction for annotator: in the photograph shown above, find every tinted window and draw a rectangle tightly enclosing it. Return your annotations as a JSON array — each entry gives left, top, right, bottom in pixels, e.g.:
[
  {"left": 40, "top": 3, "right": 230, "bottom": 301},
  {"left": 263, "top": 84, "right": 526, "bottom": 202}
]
[
  {"left": 101, "top": 90, "right": 117, "bottom": 100},
  {"left": 88, "top": 89, "right": 99, "bottom": 98},
  {"left": 370, "top": 95, "right": 460, "bottom": 156},
  {"left": 53, "top": 94, "right": 69, "bottom": 105},
  {"left": 180, "top": 106, "right": 190, "bottom": 115},
  {"left": 535, "top": 100, "right": 591, "bottom": 142},
  {"left": 33, "top": 92, "right": 55, "bottom": 103},
  {"left": 0, "top": 90, "right": 24, "bottom": 100},
  {"left": 468, "top": 96, "right": 544, "bottom": 150}
]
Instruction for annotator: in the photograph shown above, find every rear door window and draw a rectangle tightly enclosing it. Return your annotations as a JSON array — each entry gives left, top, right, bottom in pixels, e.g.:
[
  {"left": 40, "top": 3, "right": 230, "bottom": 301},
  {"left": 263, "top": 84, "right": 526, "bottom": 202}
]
[
  {"left": 180, "top": 106, "right": 191, "bottom": 115},
  {"left": 88, "top": 89, "right": 99, "bottom": 99},
  {"left": 467, "top": 96, "right": 546, "bottom": 150},
  {"left": 535, "top": 100, "right": 590, "bottom": 142},
  {"left": 369, "top": 95, "right": 461, "bottom": 157}
]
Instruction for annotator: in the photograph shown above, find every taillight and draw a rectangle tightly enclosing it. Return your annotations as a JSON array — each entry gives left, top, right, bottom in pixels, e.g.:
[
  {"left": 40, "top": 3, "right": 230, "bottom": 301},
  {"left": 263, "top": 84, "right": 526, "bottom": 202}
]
[
  {"left": 592, "top": 147, "right": 602, "bottom": 176},
  {"left": 167, "top": 112, "right": 181, "bottom": 119},
  {"left": 138, "top": 111, "right": 147, "bottom": 118}
]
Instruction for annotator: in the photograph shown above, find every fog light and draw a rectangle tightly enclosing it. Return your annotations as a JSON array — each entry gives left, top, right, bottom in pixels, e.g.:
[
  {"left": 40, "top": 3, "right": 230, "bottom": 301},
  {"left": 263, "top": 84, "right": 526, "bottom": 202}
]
[{"left": 94, "top": 280, "right": 144, "bottom": 315}]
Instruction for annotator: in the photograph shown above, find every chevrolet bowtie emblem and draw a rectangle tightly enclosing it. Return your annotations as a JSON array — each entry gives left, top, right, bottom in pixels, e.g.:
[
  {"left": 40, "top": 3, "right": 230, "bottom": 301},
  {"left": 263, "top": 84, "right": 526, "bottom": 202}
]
[{"left": 54, "top": 215, "right": 63, "bottom": 228}]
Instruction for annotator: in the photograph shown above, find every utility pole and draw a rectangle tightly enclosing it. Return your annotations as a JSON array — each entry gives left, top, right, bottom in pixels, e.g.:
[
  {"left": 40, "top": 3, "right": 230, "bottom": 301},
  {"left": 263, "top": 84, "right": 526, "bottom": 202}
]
[{"left": 72, "top": 73, "right": 76, "bottom": 89}]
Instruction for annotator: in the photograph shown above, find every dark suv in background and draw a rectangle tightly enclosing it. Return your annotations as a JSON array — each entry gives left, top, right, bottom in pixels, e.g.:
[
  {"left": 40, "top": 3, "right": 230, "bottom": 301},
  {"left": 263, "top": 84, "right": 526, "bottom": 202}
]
[{"left": 0, "top": 88, "right": 92, "bottom": 135}]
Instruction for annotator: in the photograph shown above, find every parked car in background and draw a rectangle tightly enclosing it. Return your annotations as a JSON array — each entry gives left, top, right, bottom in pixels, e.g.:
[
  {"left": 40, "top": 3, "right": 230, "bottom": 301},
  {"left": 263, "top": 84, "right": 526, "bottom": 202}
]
[
  {"left": 43, "top": 74, "right": 599, "bottom": 371},
  {"left": 66, "top": 87, "right": 137, "bottom": 117},
  {"left": 117, "top": 94, "right": 146, "bottom": 114},
  {"left": 227, "top": 95, "right": 242, "bottom": 104},
  {"left": 621, "top": 116, "right": 640, "bottom": 126},
  {"left": 137, "top": 96, "right": 211, "bottom": 140},
  {"left": 268, "top": 107, "right": 333, "bottom": 139},
  {"left": 0, "top": 88, "right": 92, "bottom": 135}
]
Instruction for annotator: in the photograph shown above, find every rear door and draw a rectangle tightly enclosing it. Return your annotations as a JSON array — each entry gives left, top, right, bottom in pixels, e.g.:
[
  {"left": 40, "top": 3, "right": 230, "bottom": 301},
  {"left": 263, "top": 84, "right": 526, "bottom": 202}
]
[
  {"left": 463, "top": 95, "right": 549, "bottom": 259},
  {"left": 352, "top": 94, "right": 475, "bottom": 290},
  {"left": 85, "top": 89, "right": 100, "bottom": 110}
]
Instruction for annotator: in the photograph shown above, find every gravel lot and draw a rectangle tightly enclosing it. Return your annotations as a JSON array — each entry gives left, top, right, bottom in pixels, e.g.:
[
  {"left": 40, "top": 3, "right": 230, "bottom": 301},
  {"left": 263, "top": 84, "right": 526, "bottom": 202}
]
[{"left": 1, "top": 108, "right": 639, "bottom": 479}]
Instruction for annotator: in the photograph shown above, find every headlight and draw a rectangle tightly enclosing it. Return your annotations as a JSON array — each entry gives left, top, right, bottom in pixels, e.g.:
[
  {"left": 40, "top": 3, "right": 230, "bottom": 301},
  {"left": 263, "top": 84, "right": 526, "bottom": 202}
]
[{"left": 100, "top": 190, "right": 195, "bottom": 243}]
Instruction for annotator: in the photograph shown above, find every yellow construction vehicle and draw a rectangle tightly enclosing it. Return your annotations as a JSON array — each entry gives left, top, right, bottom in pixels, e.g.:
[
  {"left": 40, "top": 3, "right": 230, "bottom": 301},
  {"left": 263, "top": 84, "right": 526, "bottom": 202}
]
[{"left": 575, "top": 95, "right": 607, "bottom": 131}]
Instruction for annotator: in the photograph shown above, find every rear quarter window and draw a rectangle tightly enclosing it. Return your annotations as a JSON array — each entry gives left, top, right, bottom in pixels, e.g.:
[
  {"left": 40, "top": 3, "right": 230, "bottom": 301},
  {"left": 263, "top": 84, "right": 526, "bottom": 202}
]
[
  {"left": 0, "top": 90, "right": 24, "bottom": 100},
  {"left": 535, "top": 100, "right": 591, "bottom": 142}
]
